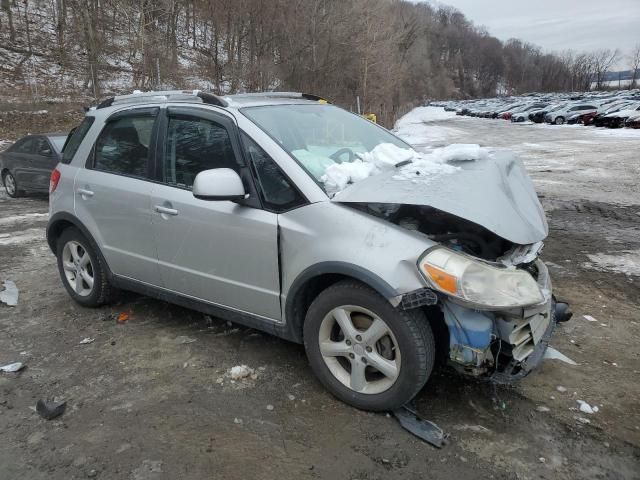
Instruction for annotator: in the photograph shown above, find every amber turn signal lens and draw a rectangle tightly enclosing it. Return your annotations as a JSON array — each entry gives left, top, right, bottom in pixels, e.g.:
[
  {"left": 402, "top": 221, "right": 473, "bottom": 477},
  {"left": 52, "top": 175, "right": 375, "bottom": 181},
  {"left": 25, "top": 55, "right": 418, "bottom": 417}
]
[{"left": 423, "top": 264, "right": 458, "bottom": 294}]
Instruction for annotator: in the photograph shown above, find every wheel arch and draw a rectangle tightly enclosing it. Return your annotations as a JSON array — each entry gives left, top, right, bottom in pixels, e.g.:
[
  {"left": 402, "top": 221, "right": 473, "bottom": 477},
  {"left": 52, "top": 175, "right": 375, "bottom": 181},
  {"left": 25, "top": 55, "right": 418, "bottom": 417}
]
[
  {"left": 284, "top": 262, "right": 398, "bottom": 343},
  {"left": 46, "top": 213, "right": 110, "bottom": 277}
]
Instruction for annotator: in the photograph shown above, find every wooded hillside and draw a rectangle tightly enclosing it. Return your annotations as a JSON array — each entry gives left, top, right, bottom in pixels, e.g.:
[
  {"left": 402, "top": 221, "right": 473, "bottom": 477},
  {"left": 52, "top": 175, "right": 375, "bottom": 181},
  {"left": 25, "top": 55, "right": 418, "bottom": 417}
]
[{"left": 0, "top": 0, "right": 623, "bottom": 125}]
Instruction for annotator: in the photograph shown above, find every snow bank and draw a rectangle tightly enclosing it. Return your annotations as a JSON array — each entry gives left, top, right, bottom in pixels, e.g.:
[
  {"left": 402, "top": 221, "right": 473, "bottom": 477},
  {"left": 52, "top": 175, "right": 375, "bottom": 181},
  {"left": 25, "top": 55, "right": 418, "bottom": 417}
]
[
  {"left": 583, "top": 249, "right": 640, "bottom": 277},
  {"left": 396, "top": 106, "right": 456, "bottom": 125},
  {"left": 393, "top": 107, "right": 460, "bottom": 146},
  {"left": 321, "top": 143, "right": 487, "bottom": 195}
]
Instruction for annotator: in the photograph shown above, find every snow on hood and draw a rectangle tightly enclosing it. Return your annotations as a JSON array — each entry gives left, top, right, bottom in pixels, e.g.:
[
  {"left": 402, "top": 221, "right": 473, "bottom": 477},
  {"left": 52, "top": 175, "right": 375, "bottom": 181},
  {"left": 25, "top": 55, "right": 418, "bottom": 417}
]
[
  {"left": 322, "top": 143, "right": 485, "bottom": 195},
  {"left": 331, "top": 147, "right": 548, "bottom": 245}
]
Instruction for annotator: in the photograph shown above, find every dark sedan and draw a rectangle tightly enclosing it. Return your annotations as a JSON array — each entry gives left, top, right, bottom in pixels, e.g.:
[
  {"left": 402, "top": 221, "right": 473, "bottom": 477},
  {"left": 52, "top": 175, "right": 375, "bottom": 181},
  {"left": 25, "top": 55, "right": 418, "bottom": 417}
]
[{"left": 0, "top": 133, "right": 67, "bottom": 197}]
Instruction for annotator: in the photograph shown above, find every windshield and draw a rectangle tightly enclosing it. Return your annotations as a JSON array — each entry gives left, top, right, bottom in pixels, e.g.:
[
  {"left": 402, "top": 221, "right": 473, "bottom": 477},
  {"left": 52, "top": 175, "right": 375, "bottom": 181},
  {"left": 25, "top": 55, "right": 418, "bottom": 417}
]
[{"left": 242, "top": 104, "right": 410, "bottom": 187}]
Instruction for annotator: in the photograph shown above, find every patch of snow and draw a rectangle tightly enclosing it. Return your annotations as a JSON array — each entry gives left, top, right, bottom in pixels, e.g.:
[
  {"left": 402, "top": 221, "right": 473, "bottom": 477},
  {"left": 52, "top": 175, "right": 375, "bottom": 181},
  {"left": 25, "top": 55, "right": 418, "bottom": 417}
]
[
  {"left": 583, "top": 249, "right": 640, "bottom": 277},
  {"left": 577, "top": 400, "right": 599, "bottom": 414},
  {"left": 0, "top": 228, "right": 44, "bottom": 246},
  {"left": 0, "top": 213, "right": 49, "bottom": 226},
  {"left": 229, "top": 365, "right": 253, "bottom": 380}
]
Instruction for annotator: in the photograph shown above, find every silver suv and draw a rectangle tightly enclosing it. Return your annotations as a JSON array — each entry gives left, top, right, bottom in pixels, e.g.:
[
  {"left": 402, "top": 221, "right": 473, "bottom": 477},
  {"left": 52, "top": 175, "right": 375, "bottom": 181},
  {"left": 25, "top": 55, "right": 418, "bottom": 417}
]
[{"left": 47, "top": 91, "right": 570, "bottom": 411}]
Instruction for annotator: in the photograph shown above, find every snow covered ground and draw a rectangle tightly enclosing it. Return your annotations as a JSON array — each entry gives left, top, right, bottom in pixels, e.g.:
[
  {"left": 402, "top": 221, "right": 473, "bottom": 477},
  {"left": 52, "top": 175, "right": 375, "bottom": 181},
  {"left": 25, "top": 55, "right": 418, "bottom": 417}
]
[{"left": 394, "top": 107, "right": 640, "bottom": 207}]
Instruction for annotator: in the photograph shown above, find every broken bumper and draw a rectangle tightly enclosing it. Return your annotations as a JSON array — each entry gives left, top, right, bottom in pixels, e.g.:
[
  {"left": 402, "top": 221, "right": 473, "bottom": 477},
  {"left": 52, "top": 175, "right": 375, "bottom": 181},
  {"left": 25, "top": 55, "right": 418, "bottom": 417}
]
[{"left": 443, "top": 260, "right": 563, "bottom": 382}]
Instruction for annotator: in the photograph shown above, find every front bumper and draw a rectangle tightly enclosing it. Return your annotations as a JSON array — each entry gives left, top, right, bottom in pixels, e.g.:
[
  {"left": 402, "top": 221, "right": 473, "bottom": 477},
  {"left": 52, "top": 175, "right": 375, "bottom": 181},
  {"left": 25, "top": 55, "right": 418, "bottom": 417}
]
[{"left": 443, "top": 260, "right": 559, "bottom": 382}]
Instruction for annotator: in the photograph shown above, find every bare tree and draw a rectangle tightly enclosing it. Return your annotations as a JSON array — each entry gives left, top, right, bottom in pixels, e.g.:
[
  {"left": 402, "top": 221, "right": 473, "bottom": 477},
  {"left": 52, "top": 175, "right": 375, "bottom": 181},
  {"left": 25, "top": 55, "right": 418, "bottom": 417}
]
[
  {"left": 629, "top": 44, "right": 640, "bottom": 89},
  {"left": 592, "top": 49, "right": 620, "bottom": 90}
]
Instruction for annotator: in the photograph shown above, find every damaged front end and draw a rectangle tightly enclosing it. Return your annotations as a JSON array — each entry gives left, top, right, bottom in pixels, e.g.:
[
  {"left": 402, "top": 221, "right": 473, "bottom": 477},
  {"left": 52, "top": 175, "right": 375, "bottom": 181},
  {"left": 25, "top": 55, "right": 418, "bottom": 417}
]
[{"left": 334, "top": 152, "right": 571, "bottom": 382}]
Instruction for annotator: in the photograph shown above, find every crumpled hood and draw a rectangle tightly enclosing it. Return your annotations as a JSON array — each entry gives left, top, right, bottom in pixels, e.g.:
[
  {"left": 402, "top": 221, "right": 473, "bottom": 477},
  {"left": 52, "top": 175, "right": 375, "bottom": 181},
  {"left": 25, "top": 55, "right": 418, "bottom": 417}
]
[{"left": 332, "top": 152, "right": 548, "bottom": 245}]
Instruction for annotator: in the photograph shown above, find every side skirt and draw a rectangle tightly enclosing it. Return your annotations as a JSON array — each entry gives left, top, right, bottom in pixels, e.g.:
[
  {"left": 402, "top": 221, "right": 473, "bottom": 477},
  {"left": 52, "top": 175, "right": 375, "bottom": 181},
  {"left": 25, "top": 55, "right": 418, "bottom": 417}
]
[{"left": 110, "top": 275, "right": 301, "bottom": 343}]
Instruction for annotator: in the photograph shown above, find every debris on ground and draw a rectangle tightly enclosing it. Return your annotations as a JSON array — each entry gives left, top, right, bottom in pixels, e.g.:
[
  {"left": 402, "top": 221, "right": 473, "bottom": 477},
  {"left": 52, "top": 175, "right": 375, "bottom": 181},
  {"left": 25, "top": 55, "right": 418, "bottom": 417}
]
[
  {"left": 175, "top": 336, "right": 196, "bottom": 344},
  {"left": 536, "top": 405, "right": 551, "bottom": 412},
  {"left": 577, "top": 400, "right": 599, "bottom": 414},
  {"left": 36, "top": 399, "right": 66, "bottom": 420},
  {"left": 266, "top": 404, "right": 274, "bottom": 411},
  {"left": 556, "top": 386, "right": 567, "bottom": 392},
  {"left": 544, "top": 346, "right": 578, "bottom": 365},
  {"left": 393, "top": 403, "right": 447, "bottom": 448},
  {"left": 575, "top": 416, "right": 591, "bottom": 424},
  {"left": 0, "top": 280, "right": 19, "bottom": 306},
  {"left": 229, "top": 365, "right": 254, "bottom": 380},
  {"left": 79, "top": 337, "right": 95, "bottom": 345},
  {"left": 287, "top": 394, "right": 295, "bottom": 401},
  {"left": 583, "top": 315, "right": 598, "bottom": 322},
  {"left": 116, "top": 312, "right": 129, "bottom": 323},
  {"left": 0, "top": 362, "right": 25, "bottom": 373}
]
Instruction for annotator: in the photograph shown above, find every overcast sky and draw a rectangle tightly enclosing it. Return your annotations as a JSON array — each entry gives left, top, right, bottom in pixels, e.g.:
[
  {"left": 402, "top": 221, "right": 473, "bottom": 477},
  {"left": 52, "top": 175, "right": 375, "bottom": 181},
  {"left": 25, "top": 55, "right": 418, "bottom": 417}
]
[{"left": 427, "top": 0, "right": 639, "bottom": 69}]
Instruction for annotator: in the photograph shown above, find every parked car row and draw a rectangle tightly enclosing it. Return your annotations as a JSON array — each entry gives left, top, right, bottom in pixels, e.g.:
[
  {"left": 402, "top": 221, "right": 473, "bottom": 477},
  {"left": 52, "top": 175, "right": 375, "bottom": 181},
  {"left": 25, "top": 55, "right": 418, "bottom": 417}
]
[{"left": 435, "top": 89, "right": 640, "bottom": 129}]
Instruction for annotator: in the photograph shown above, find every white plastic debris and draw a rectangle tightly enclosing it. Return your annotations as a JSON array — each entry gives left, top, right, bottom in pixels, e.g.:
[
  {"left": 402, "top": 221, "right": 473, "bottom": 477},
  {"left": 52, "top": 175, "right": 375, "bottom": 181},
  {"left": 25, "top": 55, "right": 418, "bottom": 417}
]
[
  {"left": 583, "top": 315, "right": 598, "bottom": 322},
  {"left": 234, "top": 417, "right": 243, "bottom": 424},
  {"left": 577, "top": 400, "right": 599, "bottom": 414},
  {"left": 1, "top": 362, "right": 24, "bottom": 373},
  {"left": 556, "top": 386, "right": 567, "bottom": 393},
  {"left": 536, "top": 406, "right": 551, "bottom": 413},
  {"left": 576, "top": 416, "right": 591, "bottom": 424},
  {"left": 266, "top": 404, "right": 274, "bottom": 411},
  {"left": 0, "top": 280, "right": 19, "bottom": 306},
  {"left": 79, "top": 337, "right": 95, "bottom": 345},
  {"left": 544, "top": 347, "right": 578, "bottom": 365},
  {"left": 287, "top": 394, "right": 295, "bottom": 401},
  {"left": 229, "top": 365, "right": 253, "bottom": 380}
]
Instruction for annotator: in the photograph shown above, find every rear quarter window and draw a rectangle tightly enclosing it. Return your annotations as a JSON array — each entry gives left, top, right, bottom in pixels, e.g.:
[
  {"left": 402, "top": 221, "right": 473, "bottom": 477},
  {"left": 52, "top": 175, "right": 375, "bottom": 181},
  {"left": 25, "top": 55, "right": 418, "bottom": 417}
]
[{"left": 61, "top": 117, "right": 95, "bottom": 164}]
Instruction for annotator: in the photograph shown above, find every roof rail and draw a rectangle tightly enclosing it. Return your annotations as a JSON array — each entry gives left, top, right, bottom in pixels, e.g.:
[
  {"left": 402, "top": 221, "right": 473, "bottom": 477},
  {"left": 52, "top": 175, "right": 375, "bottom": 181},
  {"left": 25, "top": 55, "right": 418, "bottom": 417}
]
[
  {"left": 227, "top": 92, "right": 330, "bottom": 103},
  {"left": 95, "top": 90, "right": 228, "bottom": 109}
]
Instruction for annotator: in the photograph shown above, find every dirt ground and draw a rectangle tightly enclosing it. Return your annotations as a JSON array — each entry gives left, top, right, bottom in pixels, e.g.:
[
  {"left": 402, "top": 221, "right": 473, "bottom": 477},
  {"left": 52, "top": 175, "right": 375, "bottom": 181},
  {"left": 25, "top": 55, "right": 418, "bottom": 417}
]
[{"left": 1, "top": 113, "right": 639, "bottom": 479}]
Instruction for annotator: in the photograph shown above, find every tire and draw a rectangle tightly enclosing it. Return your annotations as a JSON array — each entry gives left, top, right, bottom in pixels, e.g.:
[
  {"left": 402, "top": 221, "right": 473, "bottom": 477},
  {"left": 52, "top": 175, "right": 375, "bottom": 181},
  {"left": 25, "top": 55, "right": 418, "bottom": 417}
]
[
  {"left": 303, "top": 280, "right": 435, "bottom": 411},
  {"left": 56, "top": 227, "right": 113, "bottom": 307},
  {"left": 2, "top": 171, "right": 21, "bottom": 198},
  {"left": 555, "top": 116, "right": 565, "bottom": 125}
]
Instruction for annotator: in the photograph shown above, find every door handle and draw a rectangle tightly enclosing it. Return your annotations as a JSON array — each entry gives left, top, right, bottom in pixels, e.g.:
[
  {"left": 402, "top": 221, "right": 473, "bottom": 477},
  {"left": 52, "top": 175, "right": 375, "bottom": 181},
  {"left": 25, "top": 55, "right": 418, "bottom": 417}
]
[
  {"left": 77, "top": 188, "right": 94, "bottom": 197},
  {"left": 154, "top": 205, "right": 179, "bottom": 216}
]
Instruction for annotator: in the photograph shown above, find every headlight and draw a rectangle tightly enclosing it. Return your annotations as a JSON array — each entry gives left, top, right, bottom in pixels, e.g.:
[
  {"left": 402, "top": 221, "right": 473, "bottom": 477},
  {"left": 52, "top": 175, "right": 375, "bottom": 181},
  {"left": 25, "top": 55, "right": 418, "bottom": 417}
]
[{"left": 418, "top": 247, "right": 544, "bottom": 309}]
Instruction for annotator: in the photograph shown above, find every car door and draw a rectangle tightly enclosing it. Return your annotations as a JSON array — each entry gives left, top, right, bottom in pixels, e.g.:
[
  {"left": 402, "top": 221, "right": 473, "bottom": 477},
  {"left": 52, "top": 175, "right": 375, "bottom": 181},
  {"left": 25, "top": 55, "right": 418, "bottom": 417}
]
[
  {"left": 74, "top": 107, "right": 162, "bottom": 284},
  {"left": 150, "top": 107, "right": 282, "bottom": 321},
  {"left": 31, "top": 136, "right": 59, "bottom": 191},
  {"left": 8, "top": 137, "right": 36, "bottom": 188}
]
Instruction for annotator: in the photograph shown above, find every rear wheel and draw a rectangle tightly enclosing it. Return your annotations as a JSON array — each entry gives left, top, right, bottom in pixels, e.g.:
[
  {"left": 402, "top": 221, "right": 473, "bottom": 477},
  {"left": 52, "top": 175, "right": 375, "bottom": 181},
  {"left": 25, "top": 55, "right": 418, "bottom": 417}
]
[
  {"left": 2, "top": 171, "right": 20, "bottom": 198},
  {"left": 303, "top": 280, "right": 434, "bottom": 411},
  {"left": 555, "top": 116, "right": 565, "bottom": 125},
  {"left": 56, "top": 228, "right": 113, "bottom": 307}
]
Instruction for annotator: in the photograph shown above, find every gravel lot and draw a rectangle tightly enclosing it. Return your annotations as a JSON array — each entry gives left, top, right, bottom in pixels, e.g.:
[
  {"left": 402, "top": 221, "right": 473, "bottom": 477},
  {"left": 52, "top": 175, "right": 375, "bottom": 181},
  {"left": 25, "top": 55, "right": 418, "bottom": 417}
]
[{"left": 1, "top": 112, "right": 639, "bottom": 479}]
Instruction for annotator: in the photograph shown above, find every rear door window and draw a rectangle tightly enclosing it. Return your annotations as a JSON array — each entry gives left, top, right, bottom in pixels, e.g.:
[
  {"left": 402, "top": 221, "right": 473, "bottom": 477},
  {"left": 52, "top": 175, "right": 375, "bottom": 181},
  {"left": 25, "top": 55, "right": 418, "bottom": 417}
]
[
  {"left": 92, "top": 116, "right": 155, "bottom": 178},
  {"left": 62, "top": 117, "right": 95, "bottom": 164},
  {"left": 33, "top": 137, "right": 53, "bottom": 156}
]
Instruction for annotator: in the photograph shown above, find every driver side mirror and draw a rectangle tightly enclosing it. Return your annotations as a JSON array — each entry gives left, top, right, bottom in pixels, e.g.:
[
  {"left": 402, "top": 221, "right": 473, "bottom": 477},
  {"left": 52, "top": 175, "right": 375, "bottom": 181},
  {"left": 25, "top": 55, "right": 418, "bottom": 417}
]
[{"left": 192, "top": 168, "right": 246, "bottom": 201}]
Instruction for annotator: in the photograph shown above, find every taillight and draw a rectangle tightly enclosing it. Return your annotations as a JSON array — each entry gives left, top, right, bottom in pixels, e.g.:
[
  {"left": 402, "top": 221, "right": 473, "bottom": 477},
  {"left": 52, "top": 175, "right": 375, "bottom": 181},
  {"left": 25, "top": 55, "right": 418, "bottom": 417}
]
[{"left": 50, "top": 168, "right": 61, "bottom": 194}]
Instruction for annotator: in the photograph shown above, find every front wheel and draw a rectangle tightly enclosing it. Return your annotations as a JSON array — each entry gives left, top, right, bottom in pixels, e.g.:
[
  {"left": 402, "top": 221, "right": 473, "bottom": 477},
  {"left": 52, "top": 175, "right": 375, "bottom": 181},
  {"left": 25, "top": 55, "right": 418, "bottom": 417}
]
[
  {"left": 555, "top": 116, "right": 565, "bottom": 125},
  {"left": 303, "top": 280, "right": 435, "bottom": 411}
]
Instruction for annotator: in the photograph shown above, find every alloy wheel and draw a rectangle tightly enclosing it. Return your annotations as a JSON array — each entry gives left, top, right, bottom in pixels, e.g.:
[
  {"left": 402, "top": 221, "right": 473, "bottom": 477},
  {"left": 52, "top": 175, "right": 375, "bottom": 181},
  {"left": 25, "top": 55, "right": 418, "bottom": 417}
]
[
  {"left": 61, "top": 240, "right": 94, "bottom": 297},
  {"left": 318, "top": 305, "right": 401, "bottom": 394}
]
